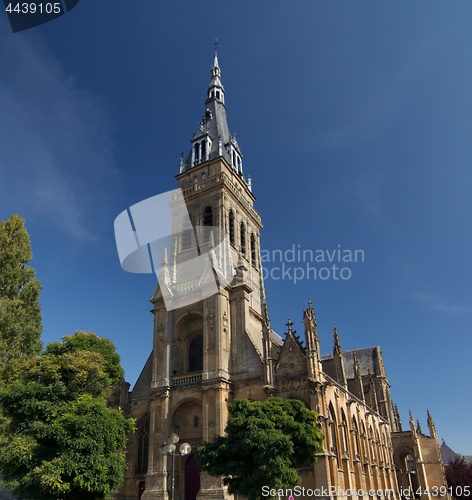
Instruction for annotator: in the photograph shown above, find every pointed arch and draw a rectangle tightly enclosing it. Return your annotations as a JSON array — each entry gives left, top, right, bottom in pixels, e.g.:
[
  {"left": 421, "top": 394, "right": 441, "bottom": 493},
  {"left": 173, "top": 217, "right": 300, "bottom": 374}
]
[
  {"left": 340, "top": 409, "right": 349, "bottom": 456},
  {"left": 328, "top": 403, "right": 338, "bottom": 465},
  {"left": 352, "top": 416, "right": 360, "bottom": 458},
  {"left": 360, "top": 420, "right": 367, "bottom": 460},
  {"left": 136, "top": 416, "right": 150, "bottom": 474}
]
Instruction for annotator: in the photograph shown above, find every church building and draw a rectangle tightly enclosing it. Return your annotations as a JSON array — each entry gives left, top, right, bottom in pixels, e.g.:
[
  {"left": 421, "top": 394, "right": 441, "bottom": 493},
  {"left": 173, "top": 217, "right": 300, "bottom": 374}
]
[{"left": 114, "top": 50, "right": 448, "bottom": 500}]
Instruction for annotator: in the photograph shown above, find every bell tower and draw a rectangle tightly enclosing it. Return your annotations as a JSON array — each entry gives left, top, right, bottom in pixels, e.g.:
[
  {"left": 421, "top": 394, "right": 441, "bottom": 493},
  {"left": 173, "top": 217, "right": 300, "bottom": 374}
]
[{"left": 142, "top": 47, "right": 274, "bottom": 500}]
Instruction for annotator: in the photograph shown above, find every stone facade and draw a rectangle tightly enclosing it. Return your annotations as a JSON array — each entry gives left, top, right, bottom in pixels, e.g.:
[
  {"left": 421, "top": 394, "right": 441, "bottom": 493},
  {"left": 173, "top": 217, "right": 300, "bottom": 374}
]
[{"left": 114, "top": 51, "right": 449, "bottom": 500}]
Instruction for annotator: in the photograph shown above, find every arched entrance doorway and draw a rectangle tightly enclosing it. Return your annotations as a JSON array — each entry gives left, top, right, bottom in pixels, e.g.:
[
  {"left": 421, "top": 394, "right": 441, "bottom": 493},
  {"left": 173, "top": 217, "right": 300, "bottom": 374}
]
[
  {"left": 171, "top": 399, "right": 203, "bottom": 499},
  {"left": 185, "top": 453, "right": 201, "bottom": 500},
  {"left": 138, "top": 480, "right": 145, "bottom": 499}
]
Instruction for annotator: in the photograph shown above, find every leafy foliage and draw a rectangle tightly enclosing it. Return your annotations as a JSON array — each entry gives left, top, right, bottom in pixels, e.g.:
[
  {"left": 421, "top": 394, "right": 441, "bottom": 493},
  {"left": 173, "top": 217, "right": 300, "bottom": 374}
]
[
  {"left": 196, "top": 397, "right": 324, "bottom": 500},
  {"left": 0, "top": 332, "right": 134, "bottom": 500},
  {"left": 44, "top": 331, "right": 125, "bottom": 389},
  {"left": 445, "top": 457, "right": 472, "bottom": 499},
  {"left": 0, "top": 214, "right": 42, "bottom": 384}
]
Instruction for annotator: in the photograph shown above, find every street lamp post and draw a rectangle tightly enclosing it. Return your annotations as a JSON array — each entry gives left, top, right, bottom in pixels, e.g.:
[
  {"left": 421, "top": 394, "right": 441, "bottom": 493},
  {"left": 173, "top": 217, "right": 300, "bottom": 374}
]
[{"left": 161, "top": 433, "right": 192, "bottom": 500}]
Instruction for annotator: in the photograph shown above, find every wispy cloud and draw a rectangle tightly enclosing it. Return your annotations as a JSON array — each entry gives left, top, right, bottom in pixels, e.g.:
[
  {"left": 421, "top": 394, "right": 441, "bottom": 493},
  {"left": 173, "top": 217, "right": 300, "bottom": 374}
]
[
  {"left": 0, "top": 24, "right": 118, "bottom": 240},
  {"left": 409, "top": 292, "right": 469, "bottom": 314}
]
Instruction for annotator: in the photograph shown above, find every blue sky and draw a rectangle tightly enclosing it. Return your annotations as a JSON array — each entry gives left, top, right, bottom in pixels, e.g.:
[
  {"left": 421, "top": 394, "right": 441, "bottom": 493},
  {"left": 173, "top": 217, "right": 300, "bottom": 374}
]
[{"left": 1, "top": 1, "right": 471, "bottom": 453}]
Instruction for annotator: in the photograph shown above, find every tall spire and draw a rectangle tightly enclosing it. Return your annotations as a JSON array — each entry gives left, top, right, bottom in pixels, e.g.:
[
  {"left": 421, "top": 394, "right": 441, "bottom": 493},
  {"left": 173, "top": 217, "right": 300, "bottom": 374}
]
[
  {"left": 304, "top": 299, "right": 321, "bottom": 380},
  {"left": 394, "top": 404, "right": 403, "bottom": 431},
  {"left": 181, "top": 44, "right": 245, "bottom": 177},
  {"left": 333, "top": 325, "right": 347, "bottom": 388},
  {"left": 208, "top": 39, "right": 225, "bottom": 104},
  {"left": 353, "top": 349, "right": 365, "bottom": 402},
  {"left": 409, "top": 409, "right": 417, "bottom": 435},
  {"left": 333, "top": 325, "right": 342, "bottom": 355}
]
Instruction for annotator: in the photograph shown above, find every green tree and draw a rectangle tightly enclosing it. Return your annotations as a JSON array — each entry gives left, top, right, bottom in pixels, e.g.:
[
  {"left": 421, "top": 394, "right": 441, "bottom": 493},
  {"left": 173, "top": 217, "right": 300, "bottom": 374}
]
[
  {"left": 42, "top": 330, "right": 125, "bottom": 395},
  {"left": 0, "top": 331, "right": 134, "bottom": 500},
  {"left": 0, "top": 214, "right": 42, "bottom": 384},
  {"left": 196, "top": 397, "right": 324, "bottom": 500}
]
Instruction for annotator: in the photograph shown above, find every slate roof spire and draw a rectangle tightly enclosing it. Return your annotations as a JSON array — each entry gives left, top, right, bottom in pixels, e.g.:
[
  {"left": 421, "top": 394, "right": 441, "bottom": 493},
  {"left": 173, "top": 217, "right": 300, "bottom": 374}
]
[{"left": 182, "top": 44, "right": 245, "bottom": 178}]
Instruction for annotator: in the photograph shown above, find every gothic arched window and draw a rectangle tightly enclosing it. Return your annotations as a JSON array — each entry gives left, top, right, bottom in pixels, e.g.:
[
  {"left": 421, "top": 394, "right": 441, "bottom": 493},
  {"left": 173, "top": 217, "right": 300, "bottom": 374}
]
[
  {"left": 229, "top": 210, "right": 235, "bottom": 246},
  {"left": 352, "top": 416, "right": 360, "bottom": 457},
  {"left": 375, "top": 429, "right": 381, "bottom": 464},
  {"left": 250, "top": 233, "right": 256, "bottom": 268},
  {"left": 136, "top": 418, "right": 150, "bottom": 474},
  {"left": 240, "top": 222, "right": 246, "bottom": 256},
  {"left": 361, "top": 421, "right": 367, "bottom": 460},
  {"left": 369, "top": 425, "right": 376, "bottom": 463},
  {"left": 340, "top": 410, "right": 349, "bottom": 456},
  {"left": 203, "top": 206, "right": 213, "bottom": 243},
  {"left": 328, "top": 404, "right": 338, "bottom": 465},
  {"left": 381, "top": 430, "right": 389, "bottom": 466},
  {"left": 188, "top": 335, "right": 203, "bottom": 372}
]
